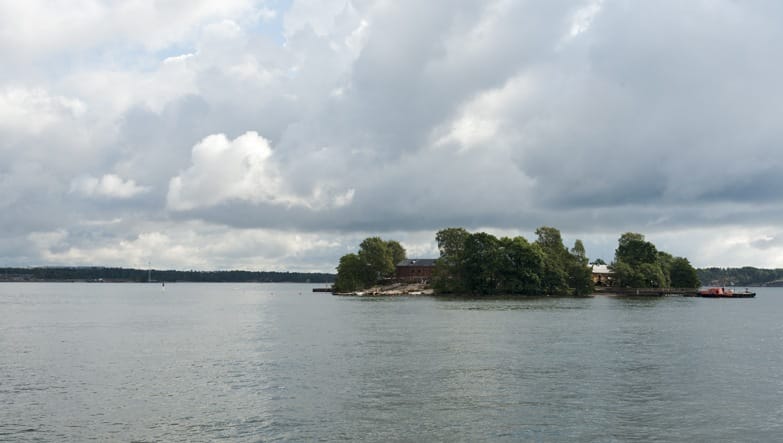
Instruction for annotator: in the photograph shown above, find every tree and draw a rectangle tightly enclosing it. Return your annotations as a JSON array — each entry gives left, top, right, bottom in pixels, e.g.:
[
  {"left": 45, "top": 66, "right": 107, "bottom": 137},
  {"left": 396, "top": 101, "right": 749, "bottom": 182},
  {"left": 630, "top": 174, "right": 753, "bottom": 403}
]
[
  {"left": 496, "top": 236, "right": 544, "bottom": 294},
  {"left": 610, "top": 261, "right": 638, "bottom": 287},
  {"left": 656, "top": 251, "right": 674, "bottom": 288},
  {"left": 462, "top": 232, "right": 502, "bottom": 294},
  {"left": 669, "top": 257, "right": 700, "bottom": 288},
  {"left": 386, "top": 240, "right": 406, "bottom": 266},
  {"left": 436, "top": 227, "right": 470, "bottom": 260},
  {"left": 434, "top": 229, "right": 551, "bottom": 295},
  {"left": 358, "top": 237, "right": 395, "bottom": 281},
  {"left": 539, "top": 254, "right": 569, "bottom": 294},
  {"left": 334, "top": 237, "right": 407, "bottom": 291},
  {"left": 535, "top": 227, "right": 571, "bottom": 295},
  {"left": 334, "top": 253, "right": 368, "bottom": 292},
  {"left": 611, "top": 232, "right": 671, "bottom": 288},
  {"left": 535, "top": 227, "right": 569, "bottom": 260},
  {"left": 432, "top": 227, "right": 470, "bottom": 293},
  {"left": 591, "top": 258, "right": 607, "bottom": 265},
  {"left": 615, "top": 232, "right": 658, "bottom": 266},
  {"left": 571, "top": 239, "right": 587, "bottom": 260},
  {"left": 569, "top": 240, "right": 594, "bottom": 296},
  {"left": 639, "top": 262, "right": 667, "bottom": 288},
  {"left": 611, "top": 261, "right": 665, "bottom": 288}
]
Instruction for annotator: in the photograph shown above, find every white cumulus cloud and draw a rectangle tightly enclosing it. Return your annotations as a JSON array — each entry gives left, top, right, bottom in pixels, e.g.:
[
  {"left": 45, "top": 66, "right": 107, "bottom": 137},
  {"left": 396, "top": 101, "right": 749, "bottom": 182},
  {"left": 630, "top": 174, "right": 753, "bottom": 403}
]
[{"left": 167, "top": 131, "right": 354, "bottom": 211}]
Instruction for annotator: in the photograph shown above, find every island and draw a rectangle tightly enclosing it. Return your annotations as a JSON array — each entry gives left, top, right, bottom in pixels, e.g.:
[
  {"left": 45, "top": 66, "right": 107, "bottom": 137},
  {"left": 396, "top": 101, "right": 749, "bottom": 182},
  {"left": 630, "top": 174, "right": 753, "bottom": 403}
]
[{"left": 332, "top": 227, "right": 701, "bottom": 297}]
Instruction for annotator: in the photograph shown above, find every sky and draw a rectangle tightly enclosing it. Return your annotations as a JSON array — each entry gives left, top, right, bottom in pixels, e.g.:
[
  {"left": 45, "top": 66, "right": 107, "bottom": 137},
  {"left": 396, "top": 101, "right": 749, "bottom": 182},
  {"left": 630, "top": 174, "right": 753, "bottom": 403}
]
[{"left": 2, "top": 0, "right": 783, "bottom": 272}]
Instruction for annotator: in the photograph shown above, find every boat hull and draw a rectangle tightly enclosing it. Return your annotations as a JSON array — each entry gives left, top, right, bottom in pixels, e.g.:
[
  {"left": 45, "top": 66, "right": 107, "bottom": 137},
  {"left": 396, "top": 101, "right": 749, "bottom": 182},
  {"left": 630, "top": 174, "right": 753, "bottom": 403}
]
[
  {"left": 697, "top": 292, "right": 755, "bottom": 298},
  {"left": 695, "top": 287, "right": 756, "bottom": 298}
]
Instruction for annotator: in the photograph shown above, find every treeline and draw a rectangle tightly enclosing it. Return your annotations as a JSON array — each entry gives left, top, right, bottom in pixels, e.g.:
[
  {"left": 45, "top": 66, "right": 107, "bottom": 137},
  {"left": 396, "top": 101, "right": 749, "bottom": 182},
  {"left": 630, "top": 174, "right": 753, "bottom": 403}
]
[
  {"left": 438, "top": 229, "right": 699, "bottom": 294},
  {"left": 0, "top": 267, "right": 335, "bottom": 283},
  {"left": 432, "top": 227, "right": 593, "bottom": 296},
  {"left": 697, "top": 267, "right": 783, "bottom": 287}
]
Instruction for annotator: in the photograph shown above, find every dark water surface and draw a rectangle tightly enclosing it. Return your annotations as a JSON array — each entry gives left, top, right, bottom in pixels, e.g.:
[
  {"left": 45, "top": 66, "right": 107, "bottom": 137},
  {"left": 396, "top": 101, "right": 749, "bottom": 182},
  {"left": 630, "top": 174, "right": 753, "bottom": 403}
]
[{"left": 2, "top": 283, "right": 782, "bottom": 442}]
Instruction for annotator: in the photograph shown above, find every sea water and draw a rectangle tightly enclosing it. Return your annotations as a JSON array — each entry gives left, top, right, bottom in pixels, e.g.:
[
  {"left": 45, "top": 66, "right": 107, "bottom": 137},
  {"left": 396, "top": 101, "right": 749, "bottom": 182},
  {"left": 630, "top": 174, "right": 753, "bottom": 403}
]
[{"left": 2, "top": 283, "right": 782, "bottom": 441}]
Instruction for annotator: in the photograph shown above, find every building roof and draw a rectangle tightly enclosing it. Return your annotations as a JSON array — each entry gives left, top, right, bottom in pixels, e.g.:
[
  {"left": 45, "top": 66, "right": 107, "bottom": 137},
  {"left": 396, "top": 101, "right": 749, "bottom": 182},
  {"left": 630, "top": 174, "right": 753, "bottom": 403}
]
[
  {"left": 396, "top": 258, "right": 437, "bottom": 267},
  {"left": 591, "top": 264, "right": 613, "bottom": 274}
]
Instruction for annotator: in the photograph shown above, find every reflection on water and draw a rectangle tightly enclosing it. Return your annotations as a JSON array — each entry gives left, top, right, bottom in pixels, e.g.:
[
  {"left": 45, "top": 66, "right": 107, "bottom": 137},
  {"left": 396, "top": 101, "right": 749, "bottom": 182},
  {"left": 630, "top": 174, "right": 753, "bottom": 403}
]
[
  {"left": 1, "top": 283, "right": 782, "bottom": 442},
  {"left": 435, "top": 295, "right": 593, "bottom": 312}
]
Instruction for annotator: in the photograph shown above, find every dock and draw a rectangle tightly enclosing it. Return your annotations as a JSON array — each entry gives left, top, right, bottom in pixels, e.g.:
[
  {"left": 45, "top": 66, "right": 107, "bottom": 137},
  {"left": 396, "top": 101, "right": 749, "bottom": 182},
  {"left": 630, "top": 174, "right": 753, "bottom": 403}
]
[
  {"left": 594, "top": 287, "right": 700, "bottom": 296},
  {"left": 312, "top": 287, "right": 333, "bottom": 293}
]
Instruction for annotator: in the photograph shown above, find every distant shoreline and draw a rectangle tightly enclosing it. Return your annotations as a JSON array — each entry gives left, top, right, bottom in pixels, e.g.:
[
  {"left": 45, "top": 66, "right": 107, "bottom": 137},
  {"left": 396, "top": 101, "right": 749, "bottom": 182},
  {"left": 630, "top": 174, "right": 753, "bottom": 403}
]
[
  {"left": 0, "top": 266, "right": 335, "bottom": 284},
  {"left": 0, "top": 280, "right": 329, "bottom": 284}
]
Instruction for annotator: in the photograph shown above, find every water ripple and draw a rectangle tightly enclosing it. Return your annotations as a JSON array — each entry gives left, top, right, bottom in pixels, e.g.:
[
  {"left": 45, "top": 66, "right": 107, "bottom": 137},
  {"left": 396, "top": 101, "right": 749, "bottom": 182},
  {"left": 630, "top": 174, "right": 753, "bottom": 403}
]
[{"left": 2, "top": 284, "right": 783, "bottom": 441}]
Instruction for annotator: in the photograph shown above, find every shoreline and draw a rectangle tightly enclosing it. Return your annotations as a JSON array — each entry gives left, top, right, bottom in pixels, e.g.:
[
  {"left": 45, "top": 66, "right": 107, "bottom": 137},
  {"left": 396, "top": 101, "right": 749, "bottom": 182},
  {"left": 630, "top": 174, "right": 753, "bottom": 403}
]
[{"left": 333, "top": 281, "right": 433, "bottom": 296}]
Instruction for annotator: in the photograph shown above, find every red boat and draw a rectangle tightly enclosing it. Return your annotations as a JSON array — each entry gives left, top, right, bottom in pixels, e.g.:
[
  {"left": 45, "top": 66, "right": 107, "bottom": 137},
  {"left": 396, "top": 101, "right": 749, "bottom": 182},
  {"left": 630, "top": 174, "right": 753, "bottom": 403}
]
[{"left": 697, "top": 287, "right": 756, "bottom": 298}]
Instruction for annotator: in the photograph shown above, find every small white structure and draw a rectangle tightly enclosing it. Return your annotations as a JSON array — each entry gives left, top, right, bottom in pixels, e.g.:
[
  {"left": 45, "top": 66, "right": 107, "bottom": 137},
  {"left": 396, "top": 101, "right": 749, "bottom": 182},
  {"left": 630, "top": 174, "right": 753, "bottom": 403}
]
[{"left": 591, "top": 264, "right": 614, "bottom": 286}]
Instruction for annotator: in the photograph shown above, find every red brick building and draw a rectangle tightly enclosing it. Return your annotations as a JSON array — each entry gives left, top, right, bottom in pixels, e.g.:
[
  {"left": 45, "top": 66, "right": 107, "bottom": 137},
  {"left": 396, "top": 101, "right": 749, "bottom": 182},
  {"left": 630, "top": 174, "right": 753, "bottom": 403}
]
[{"left": 395, "top": 259, "right": 437, "bottom": 281}]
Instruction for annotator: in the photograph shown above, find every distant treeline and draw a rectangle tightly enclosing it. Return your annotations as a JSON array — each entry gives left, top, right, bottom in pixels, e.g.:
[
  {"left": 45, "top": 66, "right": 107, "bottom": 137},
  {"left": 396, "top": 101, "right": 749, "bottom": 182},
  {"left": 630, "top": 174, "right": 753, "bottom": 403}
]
[
  {"left": 697, "top": 267, "right": 783, "bottom": 287},
  {"left": 0, "top": 267, "right": 335, "bottom": 283}
]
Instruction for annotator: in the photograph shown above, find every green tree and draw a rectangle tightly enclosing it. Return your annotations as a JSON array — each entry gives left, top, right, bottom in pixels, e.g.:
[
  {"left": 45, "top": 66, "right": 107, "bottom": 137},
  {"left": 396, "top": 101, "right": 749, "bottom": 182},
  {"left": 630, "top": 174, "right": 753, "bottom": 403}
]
[
  {"left": 535, "top": 227, "right": 570, "bottom": 261},
  {"left": 610, "top": 261, "right": 639, "bottom": 287},
  {"left": 535, "top": 227, "right": 570, "bottom": 295},
  {"left": 656, "top": 251, "right": 674, "bottom": 288},
  {"left": 436, "top": 227, "right": 470, "bottom": 260},
  {"left": 539, "top": 255, "right": 569, "bottom": 294},
  {"left": 569, "top": 239, "right": 594, "bottom": 296},
  {"left": 462, "top": 232, "right": 502, "bottom": 294},
  {"left": 611, "top": 233, "right": 670, "bottom": 288},
  {"left": 639, "top": 262, "right": 667, "bottom": 288},
  {"left": 669, "top": 257, "right": 700, "bottom": 288},
  {"left": 615, "top": 232, "right": 658, "bottom": 266},
  {"left": 432, "top": 227, "right": 470, "bottom": 293},
  {"left": 496, "top": 236, "right": 544, "bottom": 294},
  {"left": 334, "top": 237, "right": 407, "bottom": 291},
  {"left": 334, "top": 253, "right": 368, "bottom": 292},
  {"left": 571, "top": 239, "right": 586, "bottom": 260},
  {"left": 386, "top": 240, "right": 407, "bottom": 266},
  {"left": 358, "top": 237, "right": 395, "bottom": 281}
]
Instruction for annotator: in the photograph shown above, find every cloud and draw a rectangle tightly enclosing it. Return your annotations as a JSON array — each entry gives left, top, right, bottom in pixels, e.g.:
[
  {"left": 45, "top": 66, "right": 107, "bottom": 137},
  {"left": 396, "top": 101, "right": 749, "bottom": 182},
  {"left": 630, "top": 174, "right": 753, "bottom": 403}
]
[
  {"left": 167, "top": 131, "right": 354, "bottom": 211},
  {"left": 0, "top": 0, "right": 260, "bottom": 61},
  {"left": 564, "top": 0, "right": 604, "bottom": 41},
  {"left": 70, "top": 174, "right": 150, "bottom": 199},
  {"left": 24, "top": 221, "right": 352, "bottom": 272},
  {"left": 3, "top": 0, "right": 783, "bottom": 270},
  {"left": 0, "top": 87, "right": 86, "bottom": 133},
  {"left": 750, "top": 235, "right": 783, "bottom": 251}
]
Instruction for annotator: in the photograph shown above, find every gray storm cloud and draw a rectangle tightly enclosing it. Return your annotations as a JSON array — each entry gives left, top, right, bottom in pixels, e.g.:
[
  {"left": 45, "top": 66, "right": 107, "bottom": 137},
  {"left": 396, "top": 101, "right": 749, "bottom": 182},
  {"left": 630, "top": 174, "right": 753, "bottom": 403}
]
[{"left": 1, "top": 0, "right": 783, "bottom": 270}]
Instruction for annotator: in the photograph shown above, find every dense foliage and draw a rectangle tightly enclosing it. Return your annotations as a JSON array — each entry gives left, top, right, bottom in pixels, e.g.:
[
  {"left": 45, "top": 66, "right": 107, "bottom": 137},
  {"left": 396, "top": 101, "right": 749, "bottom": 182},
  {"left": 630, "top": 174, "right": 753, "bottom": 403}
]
[
  {"left": 0, "top": 267, "right": 335, "bottom": 283},
  {"left": 333, "top": 237, "right": 407, "bottom": 292},
  {"left": 431, "top": 226, "right": 593, "bottom": 296},
  {"left": 432, "top": 227, "right": 470, "bottom": 293},
  {"left": 610, "top": 233, "right": 699, "bottom": 288},
  {"left": 669, "top": 257, "right": 700, "bottom": 288},
  {"left": 697, "top": 267, "right": 783, "bottom": 287}
]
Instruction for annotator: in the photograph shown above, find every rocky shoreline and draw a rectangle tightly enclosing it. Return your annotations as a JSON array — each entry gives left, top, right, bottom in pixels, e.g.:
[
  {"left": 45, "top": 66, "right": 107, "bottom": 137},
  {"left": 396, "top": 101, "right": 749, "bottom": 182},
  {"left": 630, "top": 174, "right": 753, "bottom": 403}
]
[{"left": 333, "top": 281, "right": 433, "bottom": 296}]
